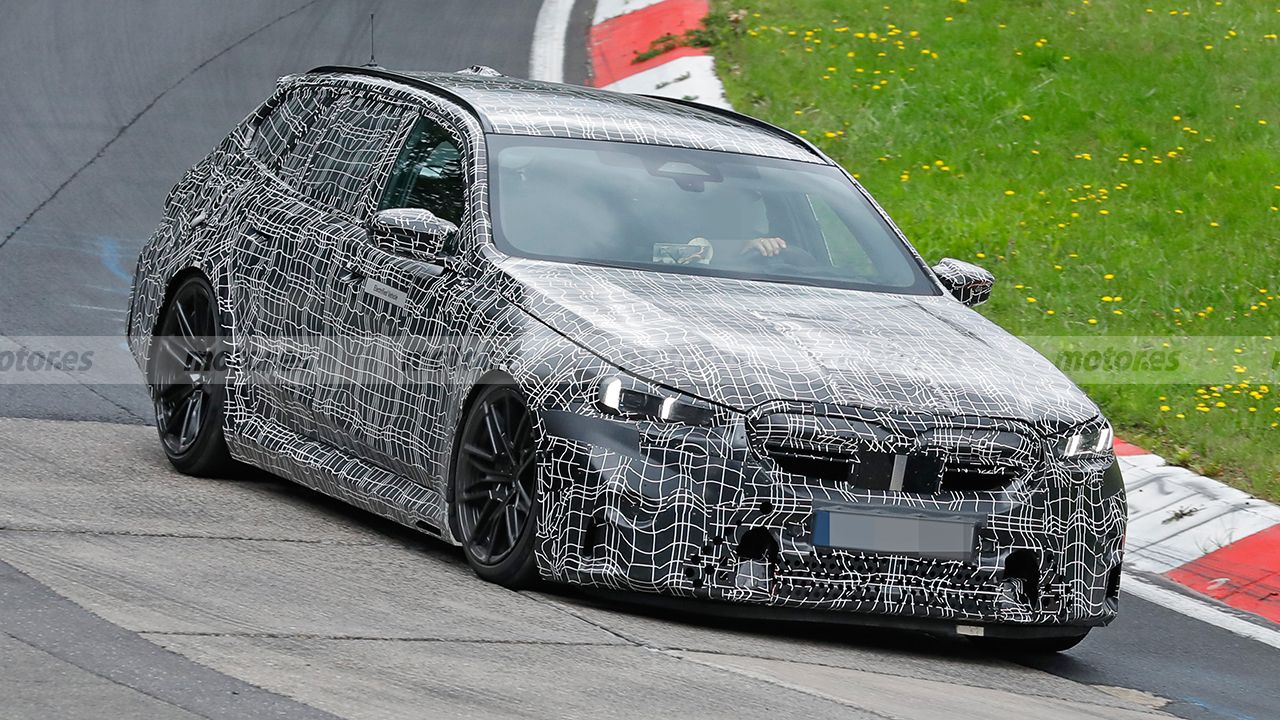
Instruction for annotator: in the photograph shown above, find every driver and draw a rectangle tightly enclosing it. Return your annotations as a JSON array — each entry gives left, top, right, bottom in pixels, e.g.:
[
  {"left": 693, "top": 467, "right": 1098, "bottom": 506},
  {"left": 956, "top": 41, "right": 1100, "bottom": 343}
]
[{"left": 675, "top": 236, "right": 789, "bottom": 265}]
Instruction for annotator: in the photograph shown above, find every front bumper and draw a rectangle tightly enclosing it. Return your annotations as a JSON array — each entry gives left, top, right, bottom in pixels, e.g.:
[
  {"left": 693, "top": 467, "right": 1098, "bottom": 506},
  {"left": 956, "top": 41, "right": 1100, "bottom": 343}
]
[{"left": 534, "top": 408, "right": 1127, "bottom": 630}]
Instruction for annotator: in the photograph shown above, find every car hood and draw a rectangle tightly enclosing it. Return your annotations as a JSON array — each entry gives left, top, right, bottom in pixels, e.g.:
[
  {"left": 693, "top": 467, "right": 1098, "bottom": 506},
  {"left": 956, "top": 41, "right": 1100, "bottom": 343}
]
[{"left": 500, "top": 258, "right": 1099, "bottom": 427}]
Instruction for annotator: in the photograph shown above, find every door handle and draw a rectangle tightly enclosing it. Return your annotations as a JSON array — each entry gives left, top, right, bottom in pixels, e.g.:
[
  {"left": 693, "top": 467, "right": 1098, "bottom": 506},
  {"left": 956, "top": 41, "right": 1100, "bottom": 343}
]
[{"left": 338, "top": 267, "right": 365, "bottom": 284}]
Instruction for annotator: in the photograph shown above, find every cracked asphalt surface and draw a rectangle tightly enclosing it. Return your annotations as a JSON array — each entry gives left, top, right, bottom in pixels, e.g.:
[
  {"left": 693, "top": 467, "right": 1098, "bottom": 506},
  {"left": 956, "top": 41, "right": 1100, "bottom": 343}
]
[{"left": 1, "top": 2, "right": 1277, "bottom": 718}]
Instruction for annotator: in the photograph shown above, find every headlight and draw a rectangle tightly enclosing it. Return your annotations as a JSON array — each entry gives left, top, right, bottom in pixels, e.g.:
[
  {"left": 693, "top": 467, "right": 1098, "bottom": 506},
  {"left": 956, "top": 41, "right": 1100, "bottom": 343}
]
[
  {"left": 596, "top": 376, "right": 716, "bottom": 426},
  {"left": 1053, "top": 419, "right": 1114, "bottom": 458}
]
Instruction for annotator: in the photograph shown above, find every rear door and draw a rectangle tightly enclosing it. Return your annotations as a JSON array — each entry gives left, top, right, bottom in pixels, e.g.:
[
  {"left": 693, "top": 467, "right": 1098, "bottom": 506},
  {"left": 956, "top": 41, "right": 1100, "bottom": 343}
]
[{"left": 231, "top": 84, "right": 339, "bottom": 438}]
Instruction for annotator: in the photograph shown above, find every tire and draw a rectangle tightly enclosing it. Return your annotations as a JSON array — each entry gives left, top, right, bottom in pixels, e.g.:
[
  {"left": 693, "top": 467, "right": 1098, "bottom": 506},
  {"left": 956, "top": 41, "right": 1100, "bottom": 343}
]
[
  {"left": 450, "top": 384, "right": 540, "bottom": 589},
  {"left": 148, "top": 274, "right": 237, "bottom": 477},
  {"left": 972, "top": 629, "right": 1090, "bottom": 654}
]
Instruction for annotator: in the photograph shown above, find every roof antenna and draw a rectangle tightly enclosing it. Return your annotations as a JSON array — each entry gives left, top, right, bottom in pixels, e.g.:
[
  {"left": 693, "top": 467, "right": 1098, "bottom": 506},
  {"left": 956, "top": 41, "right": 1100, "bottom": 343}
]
[{"left": 364, "top": 12, "right": 378, "bottom": 67}]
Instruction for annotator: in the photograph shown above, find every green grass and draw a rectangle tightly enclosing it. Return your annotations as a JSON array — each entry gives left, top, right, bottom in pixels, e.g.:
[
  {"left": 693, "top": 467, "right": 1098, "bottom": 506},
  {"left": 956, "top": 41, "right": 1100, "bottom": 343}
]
[{"left": 707, "top": 0, "right": 1280, "bottom": 499}]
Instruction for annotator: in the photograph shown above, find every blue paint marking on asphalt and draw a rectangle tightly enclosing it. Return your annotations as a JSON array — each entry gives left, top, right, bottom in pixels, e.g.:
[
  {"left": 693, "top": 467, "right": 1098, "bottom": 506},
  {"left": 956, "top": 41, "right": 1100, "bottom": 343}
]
[
  {"left": 1182, "top": 696, "right": 1258, "bottom": 720},
  {"left": 5, "top": 226, "right": 137, "bottom": 292},
  {"left": 95, "top": 235, "right": 133, "bottom": 287}
]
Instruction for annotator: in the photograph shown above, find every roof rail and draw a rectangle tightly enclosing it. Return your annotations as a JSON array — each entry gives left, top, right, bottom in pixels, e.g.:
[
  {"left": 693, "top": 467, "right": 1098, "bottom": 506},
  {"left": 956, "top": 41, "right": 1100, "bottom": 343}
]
[
  {"left": 305, "top": 65, "right": 494, "bottom": 132},
  {"left": 638, "top": 94, "right": 827, "bottom": 162}
]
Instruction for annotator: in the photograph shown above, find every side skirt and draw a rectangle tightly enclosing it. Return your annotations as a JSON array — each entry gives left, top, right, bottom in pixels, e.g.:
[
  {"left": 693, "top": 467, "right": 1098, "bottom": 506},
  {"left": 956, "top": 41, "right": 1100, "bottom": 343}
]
[{"left": 225, "top": 412, "right": 457, "bottom": 545}]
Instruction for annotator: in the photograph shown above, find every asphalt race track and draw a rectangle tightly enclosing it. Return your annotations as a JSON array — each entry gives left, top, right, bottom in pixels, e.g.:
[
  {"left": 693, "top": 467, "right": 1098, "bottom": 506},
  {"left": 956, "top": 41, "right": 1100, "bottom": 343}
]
[{"left": 1, "top": 2, "right": 1277, "bottom": 718}]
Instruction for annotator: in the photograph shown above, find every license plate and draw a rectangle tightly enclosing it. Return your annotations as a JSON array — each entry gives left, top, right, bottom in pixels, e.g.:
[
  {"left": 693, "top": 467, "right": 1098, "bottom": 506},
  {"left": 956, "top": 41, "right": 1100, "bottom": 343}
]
[{"left": 811, "top": 503, "right": 982, "bottom": 562}]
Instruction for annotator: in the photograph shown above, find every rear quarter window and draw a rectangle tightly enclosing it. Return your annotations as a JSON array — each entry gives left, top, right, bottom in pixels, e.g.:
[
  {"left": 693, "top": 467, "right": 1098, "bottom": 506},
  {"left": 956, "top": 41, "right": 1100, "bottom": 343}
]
[{"left": 251, "top": 88, "right": 333, "bottom": 179}]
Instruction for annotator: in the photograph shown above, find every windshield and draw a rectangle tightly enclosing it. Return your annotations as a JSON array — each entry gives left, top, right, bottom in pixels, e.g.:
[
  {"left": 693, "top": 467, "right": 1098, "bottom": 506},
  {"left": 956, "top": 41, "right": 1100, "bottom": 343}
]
[{"left": 487, "top": 135, "right": 938, "bottom": 295}]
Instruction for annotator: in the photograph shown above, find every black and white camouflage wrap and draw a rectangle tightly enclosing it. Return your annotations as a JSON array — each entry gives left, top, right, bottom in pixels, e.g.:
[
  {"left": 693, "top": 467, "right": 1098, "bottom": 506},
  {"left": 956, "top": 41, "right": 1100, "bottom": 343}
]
[{"left": 127, "top": 67, "right": 1125, "bottom": 631}]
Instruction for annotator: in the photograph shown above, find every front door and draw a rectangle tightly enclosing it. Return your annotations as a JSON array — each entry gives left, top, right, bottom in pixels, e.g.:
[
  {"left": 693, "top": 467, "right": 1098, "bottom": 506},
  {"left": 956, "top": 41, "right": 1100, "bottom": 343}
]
[{"left": 313, "top": 110, "right": 471, "bottom": 481}]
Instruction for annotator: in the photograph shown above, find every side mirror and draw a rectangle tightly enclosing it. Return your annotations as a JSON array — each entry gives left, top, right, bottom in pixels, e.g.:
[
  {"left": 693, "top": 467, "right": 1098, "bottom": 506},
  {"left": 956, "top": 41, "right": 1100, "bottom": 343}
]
[
  {"left": 369, "top": 208, "right": 457, "bottom": 262},
  {"left": 932, "top": 257, "right": 994, "bottom": 307}
]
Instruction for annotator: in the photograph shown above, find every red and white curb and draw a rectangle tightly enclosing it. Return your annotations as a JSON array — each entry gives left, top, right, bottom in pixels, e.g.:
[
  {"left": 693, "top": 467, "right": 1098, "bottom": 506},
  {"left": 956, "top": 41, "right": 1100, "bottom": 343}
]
[
  {"left": 587, "top": 0, "right": 729, "bottom": 107},
  {"left": 1118, "top": 439, "right": 1280, "bottom": 624},
  {"left": 541, "top": 0, "right": 1280, "bottom": 635}
]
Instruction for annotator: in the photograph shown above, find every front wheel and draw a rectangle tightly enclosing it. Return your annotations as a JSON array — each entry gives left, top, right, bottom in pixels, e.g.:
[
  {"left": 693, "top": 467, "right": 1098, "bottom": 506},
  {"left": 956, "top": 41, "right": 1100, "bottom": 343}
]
[
  {"left": 148, "top": 274, "right": 236, "bottom": 477},
  {"left": 450, "top": 384, "right": 540, "bottom": 589}
]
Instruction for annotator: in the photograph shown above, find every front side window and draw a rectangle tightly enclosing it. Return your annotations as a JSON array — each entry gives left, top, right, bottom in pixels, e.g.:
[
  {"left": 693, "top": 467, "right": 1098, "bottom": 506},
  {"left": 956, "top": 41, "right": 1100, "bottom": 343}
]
[
  {"left": 379, "top": 115, "right": 466, "bottom": 226},
  {"left": 488, "top": 135, "right": 937, "bottom": 295},
  {"left": 298, "top": 93, "right": 411, "bottom": 216}
]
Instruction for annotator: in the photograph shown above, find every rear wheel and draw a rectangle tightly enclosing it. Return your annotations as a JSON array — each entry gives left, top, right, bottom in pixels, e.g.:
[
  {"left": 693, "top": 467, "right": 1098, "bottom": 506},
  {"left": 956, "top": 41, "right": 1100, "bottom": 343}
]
[
  {"left": 148, "top": 275, "right": 236, "bottom": 477},
  {"left": 451, "top": 384, "right": 540, "bottom": 589}
]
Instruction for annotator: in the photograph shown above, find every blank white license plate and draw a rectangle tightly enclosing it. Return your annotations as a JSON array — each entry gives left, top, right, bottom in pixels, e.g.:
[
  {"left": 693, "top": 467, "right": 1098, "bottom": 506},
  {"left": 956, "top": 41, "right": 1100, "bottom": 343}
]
[{"left": 812, "top": 504, "right": 981, "bottom": 562}]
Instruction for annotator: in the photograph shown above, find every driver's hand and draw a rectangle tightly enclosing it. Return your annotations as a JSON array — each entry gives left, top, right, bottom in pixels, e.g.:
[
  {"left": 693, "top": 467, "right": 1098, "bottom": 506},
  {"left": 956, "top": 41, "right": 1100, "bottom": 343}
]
[{"left": 744, "top": 237, "right": 787, "bottom": 257}]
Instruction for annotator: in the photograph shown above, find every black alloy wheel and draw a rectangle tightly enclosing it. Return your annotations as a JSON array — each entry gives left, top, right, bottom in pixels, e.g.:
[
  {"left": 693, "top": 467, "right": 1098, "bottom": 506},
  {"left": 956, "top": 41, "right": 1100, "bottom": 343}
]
[
  {"left": 452, "top": 384, "right": 540, "bottom": 588},
  {"left": 149, "top": 275, "right": 236, "bottom": 477}
]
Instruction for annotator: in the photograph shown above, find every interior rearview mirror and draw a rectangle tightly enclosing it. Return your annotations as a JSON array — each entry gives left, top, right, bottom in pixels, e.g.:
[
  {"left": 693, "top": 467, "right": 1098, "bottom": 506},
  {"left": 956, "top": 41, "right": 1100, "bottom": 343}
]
[
  {"left": 932, "top": 257, "right": 994, "bottom": 307},
  {"left": 370, "top": 208, "right": 457, "bottom": 262}
]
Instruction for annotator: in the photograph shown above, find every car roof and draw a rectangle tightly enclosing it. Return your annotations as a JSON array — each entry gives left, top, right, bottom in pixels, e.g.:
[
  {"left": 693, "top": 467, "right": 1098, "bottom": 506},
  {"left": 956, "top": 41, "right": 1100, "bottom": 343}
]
[{"left": 305, "top": 65, "right": 825, "bottom": 164}]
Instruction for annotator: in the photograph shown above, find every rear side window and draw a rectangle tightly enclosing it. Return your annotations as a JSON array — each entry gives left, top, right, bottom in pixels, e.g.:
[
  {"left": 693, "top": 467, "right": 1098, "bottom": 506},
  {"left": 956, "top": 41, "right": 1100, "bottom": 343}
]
[
  {"left": 251, "top": 88, "right": 332, "bottom": 179},
  {"left": 379, "top": 115, "right": 466, "bottom": 226},
  {"left": 298, "top": 93, "right": 411, "bottom": 216}
]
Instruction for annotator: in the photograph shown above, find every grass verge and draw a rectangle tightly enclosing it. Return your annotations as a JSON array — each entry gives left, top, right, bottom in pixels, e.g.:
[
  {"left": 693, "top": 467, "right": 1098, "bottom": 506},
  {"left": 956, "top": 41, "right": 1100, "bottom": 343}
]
[{"left": 707, "top": 0, "right": 1279, "bottom": 499}]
